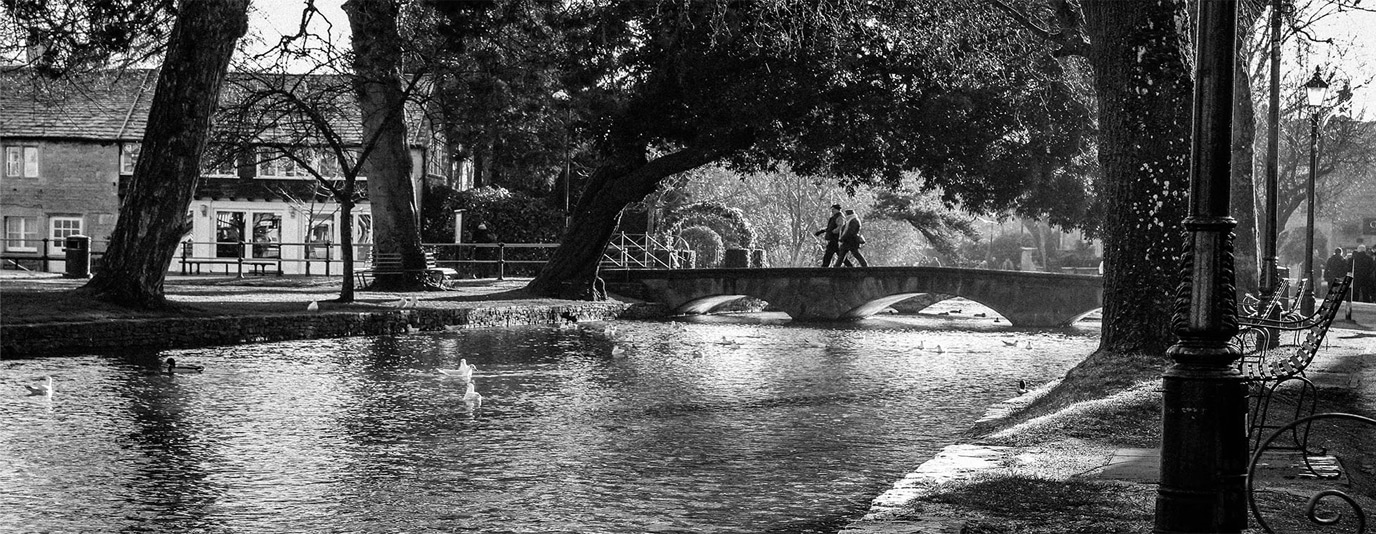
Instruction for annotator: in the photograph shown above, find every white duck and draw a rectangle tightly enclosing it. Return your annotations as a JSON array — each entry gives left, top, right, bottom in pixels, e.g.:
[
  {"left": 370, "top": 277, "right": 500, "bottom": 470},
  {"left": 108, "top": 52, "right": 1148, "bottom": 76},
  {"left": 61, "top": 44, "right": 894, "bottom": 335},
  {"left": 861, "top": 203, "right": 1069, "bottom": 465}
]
[
  {"left": 306, "top": 300, "right": 320, "bottom": 312},
  {"left": 24, "top": 376, "right": 52, "bottom": 396},
  {"left": 165, "top": 358, "right": 204, "bottom": 374},
  {"left": 437, "top": 359, "right": 475, "bottom": 382},
  {"left": 463, "top": 380, "right": 483, "bottom": 410}
]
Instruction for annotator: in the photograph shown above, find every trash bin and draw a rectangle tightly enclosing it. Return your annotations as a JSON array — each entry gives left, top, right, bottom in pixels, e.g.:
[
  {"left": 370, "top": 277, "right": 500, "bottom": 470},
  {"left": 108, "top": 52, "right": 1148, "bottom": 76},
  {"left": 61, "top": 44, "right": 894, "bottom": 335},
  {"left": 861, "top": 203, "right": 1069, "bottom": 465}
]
[{"left": 64, "top": 234, "right": 90, "bottom": 278}]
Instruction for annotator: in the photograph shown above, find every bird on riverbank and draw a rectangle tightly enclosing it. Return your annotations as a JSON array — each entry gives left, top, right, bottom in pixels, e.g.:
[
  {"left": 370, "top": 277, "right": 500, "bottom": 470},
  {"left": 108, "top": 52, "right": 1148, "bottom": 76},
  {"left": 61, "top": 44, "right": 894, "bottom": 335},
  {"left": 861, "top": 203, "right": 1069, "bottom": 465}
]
[
  {"left": 916, "top": 340, "right": 925, "bottom": 350},
  {"left": 932, "top": 345, "right": 944, "bottom": 354},
  {"left": 1001, "top": 339, "right": 1018, "bottom": 347},
  {"left": 307, "top": 300, "right": 319, "bottom": 312},
  {"left": 1020, "top": 340, "right": 1033, "bottom": 350},
  {"left": 165, "top": 358, "right": 204, "bottom": 374},
  {"left": 24, "top": 376, "right": 52, "bottom": 397},
  {"left": 1017, "top": 379, "right": 1029, "bottom": 395}
]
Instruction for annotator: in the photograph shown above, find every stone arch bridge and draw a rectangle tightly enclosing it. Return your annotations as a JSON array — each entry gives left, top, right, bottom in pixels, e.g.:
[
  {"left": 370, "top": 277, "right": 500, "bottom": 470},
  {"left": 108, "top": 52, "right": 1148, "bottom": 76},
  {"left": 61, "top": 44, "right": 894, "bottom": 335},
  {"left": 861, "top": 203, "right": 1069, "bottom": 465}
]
[{"left": 603, "top": 266, "right": 1103, "bottom": 327}]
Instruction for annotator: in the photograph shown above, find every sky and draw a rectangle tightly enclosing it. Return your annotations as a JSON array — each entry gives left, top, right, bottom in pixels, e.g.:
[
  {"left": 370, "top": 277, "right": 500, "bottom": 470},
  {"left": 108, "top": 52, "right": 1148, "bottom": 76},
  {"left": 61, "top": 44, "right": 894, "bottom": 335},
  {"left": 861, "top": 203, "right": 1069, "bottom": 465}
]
[{"left": 244, "top": 0, "right": 1376, "bottom": 115}]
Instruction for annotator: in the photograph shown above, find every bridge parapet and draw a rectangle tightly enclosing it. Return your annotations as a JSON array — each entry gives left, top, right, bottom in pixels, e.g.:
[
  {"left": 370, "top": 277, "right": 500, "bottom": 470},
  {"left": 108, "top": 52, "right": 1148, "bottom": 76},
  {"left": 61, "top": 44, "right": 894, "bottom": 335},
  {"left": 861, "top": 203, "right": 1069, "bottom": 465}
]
[{"left": 602, "top": 267, "right": 1103, "bottom": 327}]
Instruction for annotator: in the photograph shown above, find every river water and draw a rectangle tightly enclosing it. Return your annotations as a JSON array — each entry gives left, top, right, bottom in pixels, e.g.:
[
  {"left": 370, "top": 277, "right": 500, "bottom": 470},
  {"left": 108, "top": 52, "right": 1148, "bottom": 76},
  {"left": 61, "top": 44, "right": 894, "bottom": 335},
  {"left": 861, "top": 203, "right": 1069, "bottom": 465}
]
[{"left": 2, "top": 305, "right": 1097, "bottom": 533}]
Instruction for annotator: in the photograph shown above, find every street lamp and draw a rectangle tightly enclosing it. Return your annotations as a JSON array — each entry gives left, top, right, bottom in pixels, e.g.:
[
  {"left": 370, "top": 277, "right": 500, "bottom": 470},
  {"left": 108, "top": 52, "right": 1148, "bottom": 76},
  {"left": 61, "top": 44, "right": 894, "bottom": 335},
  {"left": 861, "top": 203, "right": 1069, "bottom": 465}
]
[
  {"left": 1300, "top": 67, "right": 1329, "bottom": 315},
  {"left": 552, "top": 90, "right": 572, "bottom": 229}
]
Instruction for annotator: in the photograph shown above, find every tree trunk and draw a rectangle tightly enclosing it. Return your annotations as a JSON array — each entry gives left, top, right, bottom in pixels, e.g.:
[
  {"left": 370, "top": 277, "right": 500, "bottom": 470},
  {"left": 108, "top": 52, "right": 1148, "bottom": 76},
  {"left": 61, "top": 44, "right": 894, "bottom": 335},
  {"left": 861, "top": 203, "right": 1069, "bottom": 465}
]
[
  {"left": 81, "top": 0, "right": 249, "bottom": 308},
  {"left": 1231, "top": 3, "right": 1263, "bottom": 296},
  {"left": 1231, "top": 48, "right": 1259, "bottom": 295},
  {"left": 527, "top": 134, "right": 751, "bottom": 298},
  {"left": 1082, "top": 0, "right": 1195, "bottom": 356},
  {"left": 344, "top": 0, "right": 426, "bottom": 290}
]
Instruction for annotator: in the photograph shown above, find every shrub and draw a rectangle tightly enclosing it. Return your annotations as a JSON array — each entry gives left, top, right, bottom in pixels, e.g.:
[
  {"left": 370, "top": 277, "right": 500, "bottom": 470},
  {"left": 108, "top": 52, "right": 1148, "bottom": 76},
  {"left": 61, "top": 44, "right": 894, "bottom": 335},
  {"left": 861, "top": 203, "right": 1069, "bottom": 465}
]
[{"left": 680, "top": 225, "right": 724, "bottom": 268}]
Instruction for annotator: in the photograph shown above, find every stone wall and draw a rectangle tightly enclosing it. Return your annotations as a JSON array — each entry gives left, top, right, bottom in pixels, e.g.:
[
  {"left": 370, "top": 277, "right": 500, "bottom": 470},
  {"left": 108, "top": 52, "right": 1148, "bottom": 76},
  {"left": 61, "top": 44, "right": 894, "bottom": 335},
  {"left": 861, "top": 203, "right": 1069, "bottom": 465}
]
[{"left": 1, "top": 301, "right": 666, "bottom": 358}]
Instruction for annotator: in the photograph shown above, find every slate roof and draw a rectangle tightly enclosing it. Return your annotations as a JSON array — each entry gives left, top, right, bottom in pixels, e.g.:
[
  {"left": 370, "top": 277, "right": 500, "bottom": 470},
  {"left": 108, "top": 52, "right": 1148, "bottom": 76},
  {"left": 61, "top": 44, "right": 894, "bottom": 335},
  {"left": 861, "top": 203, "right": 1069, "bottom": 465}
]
[
  {"left": 0, "top": 68, "right": 156, "bottom": 142},
  {"left": 1, "top": 68, "right": 435, "bottom": 146}
]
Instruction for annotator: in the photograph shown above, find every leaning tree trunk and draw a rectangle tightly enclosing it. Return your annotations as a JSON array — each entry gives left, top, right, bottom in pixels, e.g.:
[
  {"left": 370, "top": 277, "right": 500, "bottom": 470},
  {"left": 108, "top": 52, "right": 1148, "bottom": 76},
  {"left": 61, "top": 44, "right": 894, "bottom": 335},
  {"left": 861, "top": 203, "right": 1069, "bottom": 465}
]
[
  {"left": 81, "top": 0, "right": 249, "bottom": 309},
  {"left": 527, "top": 134, "right": 750, "bottom": 298},
  {"left": 344, "top": 0, "right": 426, "bottom": 290},
  {"left": 1082, "top": 0, "right": 1196, "bottom": 357}
]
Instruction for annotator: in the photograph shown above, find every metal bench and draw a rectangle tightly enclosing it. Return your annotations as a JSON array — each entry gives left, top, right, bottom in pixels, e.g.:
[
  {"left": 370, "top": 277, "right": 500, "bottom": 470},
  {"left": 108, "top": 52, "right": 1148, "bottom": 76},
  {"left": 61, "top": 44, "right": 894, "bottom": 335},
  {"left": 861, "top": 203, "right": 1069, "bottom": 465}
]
[
  {"left": 355, "top": 251, "right": 457, "bottom": 288},
  {"left": 180, "top": 257, "right": 282, "bottom": 276},
  {"left": 1233, "top": 274, "right": 1352, "bottom": 455}
]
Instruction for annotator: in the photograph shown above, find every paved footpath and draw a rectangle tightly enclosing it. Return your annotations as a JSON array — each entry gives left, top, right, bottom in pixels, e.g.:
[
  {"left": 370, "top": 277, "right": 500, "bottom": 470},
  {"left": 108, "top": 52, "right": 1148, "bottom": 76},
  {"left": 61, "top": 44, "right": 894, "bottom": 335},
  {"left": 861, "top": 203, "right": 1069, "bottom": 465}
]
[{"left": 840, "top": 326, "right": 1376, "bottom": 534}]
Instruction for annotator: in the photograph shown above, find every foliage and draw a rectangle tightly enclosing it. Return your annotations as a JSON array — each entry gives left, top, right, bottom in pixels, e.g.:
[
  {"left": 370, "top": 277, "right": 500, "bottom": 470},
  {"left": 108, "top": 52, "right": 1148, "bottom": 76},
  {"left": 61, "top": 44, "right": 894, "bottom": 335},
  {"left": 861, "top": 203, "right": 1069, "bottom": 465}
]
[
  {"left": 2, "top": 0, "right": 176, "bottom": 76},
  {"left": 422, "top": 185, "right": 563, "bottom": 245},
  {"left": 662, "top": 202, "right": 757, "bottom": 249},
  {"left": 679, "top": 225, "right": 724, "bottom": 268},
  {"left": 871, "top": 189, "right": 980, "bottom": 255},
  {"left": 420, "top": 0, "right": 571, "bottom": 197}
]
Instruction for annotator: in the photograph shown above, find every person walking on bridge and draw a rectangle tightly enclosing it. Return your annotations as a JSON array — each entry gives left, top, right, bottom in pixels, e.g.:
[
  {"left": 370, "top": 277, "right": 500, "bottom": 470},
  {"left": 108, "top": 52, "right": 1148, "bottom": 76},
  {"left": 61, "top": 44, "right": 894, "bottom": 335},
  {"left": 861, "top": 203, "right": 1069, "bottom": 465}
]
[
  {"left": 834, "top": 209, "right": 869, "bottom": 267},
  {"left": 813, "top": 204, "right": 851, "bottom": 267}
]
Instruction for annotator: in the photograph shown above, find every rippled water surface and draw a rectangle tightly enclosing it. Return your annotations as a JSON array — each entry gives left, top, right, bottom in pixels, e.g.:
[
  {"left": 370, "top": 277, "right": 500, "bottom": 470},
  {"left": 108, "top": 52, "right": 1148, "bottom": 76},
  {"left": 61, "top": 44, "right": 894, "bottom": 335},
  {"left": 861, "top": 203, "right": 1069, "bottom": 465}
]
[{"left": 2, "top": 306, "right": 1097, "bottom": 533}]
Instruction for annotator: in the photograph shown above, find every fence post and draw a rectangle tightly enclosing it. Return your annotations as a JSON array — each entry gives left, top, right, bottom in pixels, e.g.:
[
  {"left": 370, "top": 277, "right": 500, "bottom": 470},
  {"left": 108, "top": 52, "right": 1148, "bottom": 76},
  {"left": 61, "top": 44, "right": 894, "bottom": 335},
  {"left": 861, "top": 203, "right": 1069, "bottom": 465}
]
[
  {"left": 326, "top": 241, "right": 333, "bottom": 277},
  {"left": 181, "top": 240, "right": 191, "bottom": 275},
  {"left": 497, "top": 243, "right": 506, "bottom": 281},
  {"left": 236, "top": 240, "right": 245, "bottom": 278}
]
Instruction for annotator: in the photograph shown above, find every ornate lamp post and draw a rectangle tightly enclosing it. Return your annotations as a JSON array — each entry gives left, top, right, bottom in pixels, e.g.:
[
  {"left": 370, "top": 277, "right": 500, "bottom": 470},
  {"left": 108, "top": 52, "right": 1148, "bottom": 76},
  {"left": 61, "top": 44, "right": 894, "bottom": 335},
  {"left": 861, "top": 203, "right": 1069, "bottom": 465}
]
[
  {"left": 1154, "top": 1, "right": 1248, "bottom": 532},
  {"left": 1300, "top": 68, "right": 1329, "bottom": 315}
]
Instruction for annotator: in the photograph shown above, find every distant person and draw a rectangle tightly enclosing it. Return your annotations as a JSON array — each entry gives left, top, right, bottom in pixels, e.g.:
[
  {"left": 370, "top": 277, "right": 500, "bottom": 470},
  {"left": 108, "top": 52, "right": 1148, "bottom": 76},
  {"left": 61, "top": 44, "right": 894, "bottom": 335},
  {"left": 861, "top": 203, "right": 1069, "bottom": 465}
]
[
  {"left": 1324, "top": 247, "right": 1348, "bottom": 292},
  {"left": 1354, "top": 244, "right": 1374, "bottom": 303},
  {"left": 812, "top": 204, "right": 851, "bottom": 268},
  {"left": 834, "top": 209, "right": 869, "bottom": 267},
  {"left": 473, "top": 222, "right": 499, "bottom": 278}
]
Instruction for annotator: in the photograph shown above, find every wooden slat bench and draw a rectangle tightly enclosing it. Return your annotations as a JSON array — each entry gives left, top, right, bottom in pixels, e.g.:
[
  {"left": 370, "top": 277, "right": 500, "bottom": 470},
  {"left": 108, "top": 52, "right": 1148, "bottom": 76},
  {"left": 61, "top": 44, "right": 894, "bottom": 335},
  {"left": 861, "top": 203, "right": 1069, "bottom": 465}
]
[
  {"left": 355, "top": 251, "right": 457, "bottom": 288},
  {"left": 1233, "top": 274, "right": 1352, "bottom": 455}
]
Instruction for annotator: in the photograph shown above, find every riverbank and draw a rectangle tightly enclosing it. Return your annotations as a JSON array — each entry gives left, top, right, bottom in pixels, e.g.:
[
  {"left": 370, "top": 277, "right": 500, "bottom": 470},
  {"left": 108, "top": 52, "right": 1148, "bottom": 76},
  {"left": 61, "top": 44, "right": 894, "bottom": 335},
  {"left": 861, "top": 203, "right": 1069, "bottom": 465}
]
[
  {"left": 0, "top": 272, "right": 661, "bottom": 357},
  {"left": 841, "top": 327, "right": 1376, "bottom": 534}
]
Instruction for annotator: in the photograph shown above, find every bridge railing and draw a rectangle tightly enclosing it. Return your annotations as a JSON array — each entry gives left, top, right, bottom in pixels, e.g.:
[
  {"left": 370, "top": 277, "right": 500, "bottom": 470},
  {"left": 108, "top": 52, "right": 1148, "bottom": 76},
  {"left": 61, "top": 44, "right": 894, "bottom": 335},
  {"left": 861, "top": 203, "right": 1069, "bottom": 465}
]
[{"left": 601, "top": 233, "right": 692, "bottom": 269}]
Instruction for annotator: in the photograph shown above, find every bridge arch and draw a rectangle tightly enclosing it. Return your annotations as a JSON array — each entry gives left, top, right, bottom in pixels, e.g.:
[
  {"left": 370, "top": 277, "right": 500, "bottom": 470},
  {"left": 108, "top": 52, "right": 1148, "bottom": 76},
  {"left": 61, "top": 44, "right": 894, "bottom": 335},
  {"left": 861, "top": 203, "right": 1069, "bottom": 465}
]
[{"left": 605, "top": 266, "right": 1102, "bottom": 327}]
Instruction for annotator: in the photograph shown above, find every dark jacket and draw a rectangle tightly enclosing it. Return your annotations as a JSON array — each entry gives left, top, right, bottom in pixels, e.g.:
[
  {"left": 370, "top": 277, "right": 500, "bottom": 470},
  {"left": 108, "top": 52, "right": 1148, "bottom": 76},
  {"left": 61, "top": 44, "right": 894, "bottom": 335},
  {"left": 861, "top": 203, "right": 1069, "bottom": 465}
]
[
  {"left": 839, "top": 218, "right": 864, "bottom": 247},
  {"left": 1355, "top": 251, "right": 1375, "bottom": 282},
  {"left": 814, "top": 213, "right": 844, "bottom": 243},
  {"left": 1325, "top": 253, "right": 1349, "bottom": 282}
]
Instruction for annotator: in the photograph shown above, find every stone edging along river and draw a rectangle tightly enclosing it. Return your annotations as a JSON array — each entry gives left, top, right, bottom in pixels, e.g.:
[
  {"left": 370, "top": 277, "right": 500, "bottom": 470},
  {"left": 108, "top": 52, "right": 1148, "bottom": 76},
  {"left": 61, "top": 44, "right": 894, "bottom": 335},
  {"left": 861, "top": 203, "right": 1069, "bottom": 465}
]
[{"left": 1, "top": 301, "right": 667, "bottom": 358}]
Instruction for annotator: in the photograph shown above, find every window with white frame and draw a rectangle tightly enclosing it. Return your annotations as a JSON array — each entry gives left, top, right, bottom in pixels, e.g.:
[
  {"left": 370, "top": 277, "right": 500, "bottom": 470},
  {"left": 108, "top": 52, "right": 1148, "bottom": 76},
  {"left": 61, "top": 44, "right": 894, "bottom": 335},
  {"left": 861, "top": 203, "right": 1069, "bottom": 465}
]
[
  {"left": 4, "top": 216, "right": 38, "bottom": 251},
  {"left": 258, "top": 148, "right": 310, "bottom": 178},
  {"left": 121, "top": 143, "right": 140, "bottom": 175},
  {"left": 4, "top": 146, "right": 39, "bottom": 179},
  {"left": 49, "top": 217, "right": 83, "bottom": 255},
  {"left": 50, "top": 217, "right": 82, "bottom": 241}
]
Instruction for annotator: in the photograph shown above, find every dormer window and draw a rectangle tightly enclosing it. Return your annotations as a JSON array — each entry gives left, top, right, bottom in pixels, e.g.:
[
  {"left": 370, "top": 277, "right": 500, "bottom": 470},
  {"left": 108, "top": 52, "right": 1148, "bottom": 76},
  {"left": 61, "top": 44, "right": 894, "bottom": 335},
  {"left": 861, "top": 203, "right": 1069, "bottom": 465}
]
[{"left": 120, "top": 143, "right": 140, "bottom": 175}]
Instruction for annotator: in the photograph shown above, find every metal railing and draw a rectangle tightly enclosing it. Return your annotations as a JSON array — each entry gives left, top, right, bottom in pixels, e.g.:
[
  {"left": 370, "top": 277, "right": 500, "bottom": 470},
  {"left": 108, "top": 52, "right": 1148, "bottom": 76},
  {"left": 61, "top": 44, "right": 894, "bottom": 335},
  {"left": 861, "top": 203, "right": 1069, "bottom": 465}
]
[
  {"left": 0, "top": 237, "right": 106, "bottom": 272},
  {"left": 602, "top": 233, "right": 692, "bottom": 269},
  {"left": 3, "top": 234, "right": 694, "bottom": 278}
]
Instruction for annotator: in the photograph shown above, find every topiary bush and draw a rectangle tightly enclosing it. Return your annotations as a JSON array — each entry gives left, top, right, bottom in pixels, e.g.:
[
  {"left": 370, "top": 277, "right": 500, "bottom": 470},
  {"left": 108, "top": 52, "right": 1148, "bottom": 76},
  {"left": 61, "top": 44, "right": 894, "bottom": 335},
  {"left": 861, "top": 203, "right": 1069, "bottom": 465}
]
[{"left": 680, "top": 225, "right": 724, "bottom": 268}]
